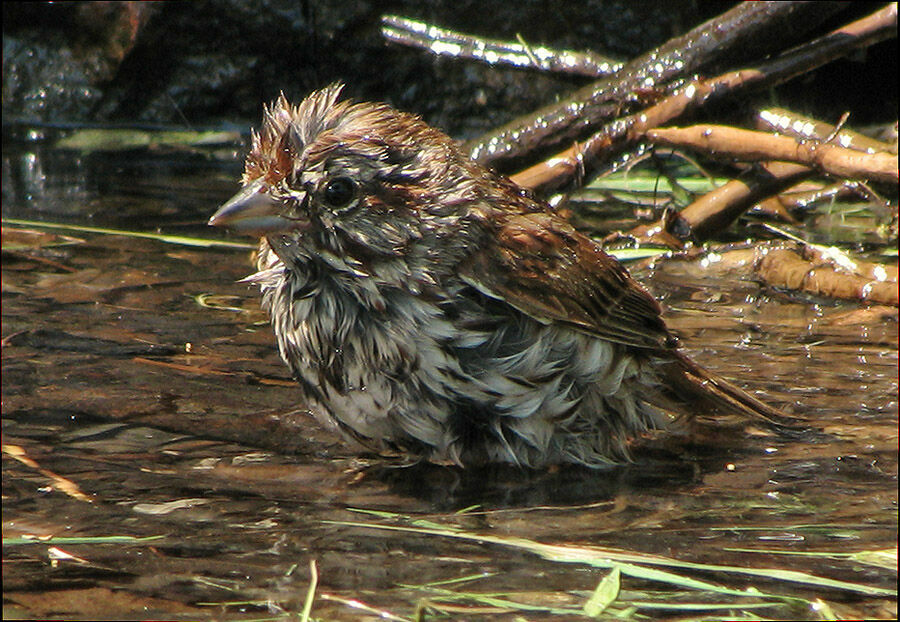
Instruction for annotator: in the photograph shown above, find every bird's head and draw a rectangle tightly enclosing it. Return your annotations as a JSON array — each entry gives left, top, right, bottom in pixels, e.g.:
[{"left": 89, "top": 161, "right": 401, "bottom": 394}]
[{"left": 210, "top": 84, "right": 494, "bottom": 268}]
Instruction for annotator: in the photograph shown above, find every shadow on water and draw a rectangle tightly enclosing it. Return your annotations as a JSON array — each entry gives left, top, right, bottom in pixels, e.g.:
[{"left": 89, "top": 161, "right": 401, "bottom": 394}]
[{"left": 2, "top": 133, "right": 897, "bottom": 620}]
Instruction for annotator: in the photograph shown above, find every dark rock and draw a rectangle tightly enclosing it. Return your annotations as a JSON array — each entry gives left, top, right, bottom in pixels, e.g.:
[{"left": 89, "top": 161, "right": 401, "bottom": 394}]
[
  {"left": 2, "top": 0, "right": 731, "bottom": 136},
  {"left": 2, "top": 1, "right": 895, "bottom": 137}
]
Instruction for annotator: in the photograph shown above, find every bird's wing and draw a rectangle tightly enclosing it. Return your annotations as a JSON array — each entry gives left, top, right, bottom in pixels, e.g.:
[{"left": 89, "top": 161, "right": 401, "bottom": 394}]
[{"left": 460, "top": 211, "right": 674, "bottom": 351}]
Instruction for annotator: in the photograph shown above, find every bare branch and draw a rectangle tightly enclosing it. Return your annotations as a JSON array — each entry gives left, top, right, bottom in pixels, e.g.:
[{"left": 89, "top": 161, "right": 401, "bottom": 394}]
[
  {"left": 646, "top": 125, "right": 899, "bottom": 184},
  {"left": 381, "top": 15, "right": 622, "bottom": 77}
]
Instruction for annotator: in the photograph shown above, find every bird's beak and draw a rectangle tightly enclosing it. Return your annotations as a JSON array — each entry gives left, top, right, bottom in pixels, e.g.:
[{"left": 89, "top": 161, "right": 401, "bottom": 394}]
[{"left": 209, "top": 180, "right": 295, "bottom": 236}]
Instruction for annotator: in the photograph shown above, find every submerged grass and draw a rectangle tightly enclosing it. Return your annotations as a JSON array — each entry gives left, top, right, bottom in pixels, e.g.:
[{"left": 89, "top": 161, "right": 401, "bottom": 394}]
[
  {"left": 1, "top": 218, "right": 255, "bottom": 250},
  {"left": 52, "top": 127, "right": 242, "bottom": 151},
  {"left": 724, "top": 547, "right": 898, "bottom": 570},
  {"left": 300, "top": 559, "right": 318, "bottom": 622},
  {"left": 1, "top": 217, "right": 666, "bottom": 262},
  {"left": 336, "top": 509, "right": 895, "bottom": 596},
  {"left": 316, "top": 508, "right": 895, "bottom": 619},
  {"left": 2, "top": 534, "right": 165, "bottom": 546},
  {"left": 583, "top": 566, "right": 620, "bottom": 617}
]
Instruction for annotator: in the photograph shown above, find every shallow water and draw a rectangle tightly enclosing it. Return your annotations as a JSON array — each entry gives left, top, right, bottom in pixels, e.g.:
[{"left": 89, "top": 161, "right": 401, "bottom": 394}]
[{"left": 2, "top": 137, "right": 897, "bottom": 620}]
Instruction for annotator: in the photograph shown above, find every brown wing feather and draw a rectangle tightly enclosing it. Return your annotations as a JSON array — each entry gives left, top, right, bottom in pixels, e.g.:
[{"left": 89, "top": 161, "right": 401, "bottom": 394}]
[
  {"left": 460, "top": 210, "right": 795, "bottom": 426},
  {"left": 460, "top": 211, "right": 675, "bottom": 352}
]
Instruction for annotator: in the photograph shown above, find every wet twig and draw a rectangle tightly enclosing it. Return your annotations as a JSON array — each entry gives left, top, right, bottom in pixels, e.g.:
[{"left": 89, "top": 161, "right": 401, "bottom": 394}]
[
  {"left": 755, "top": 107, "right": 898, "bottom": 155},
  {"left": 778, "top": 180, "right": 886, "bottom": 213},
  {"left": 629, "top": 98, "right": 899, "bottom": 245},
  {"left": 630, "top": 162, "right": 816, "bottom": 245},
  {"left": 755, "top": 245, "right": 899, "bottom": 306},
  {"left": 510, "top": 3, "right": 898, "bottom": 195},
  {"left": 645, "top": 125, "right": 899, "bottom": 184},
  {"left": 3, "top": 444, "right": 92, "bottom": 503},
  {"left": 381, "top": 15, "right": 622, "bottom": 78},
  {"left": 465, "top": 2, "right": 846, "bottom": 170}
]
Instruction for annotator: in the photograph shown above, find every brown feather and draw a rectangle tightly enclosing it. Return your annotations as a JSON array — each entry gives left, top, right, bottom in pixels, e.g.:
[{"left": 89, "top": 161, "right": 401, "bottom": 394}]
[
  {"left": 459, "top": 210, "right": 791, "bottom": 426},
  {"left": 460, "top": 211, "right": 673, "bottom": 351}
]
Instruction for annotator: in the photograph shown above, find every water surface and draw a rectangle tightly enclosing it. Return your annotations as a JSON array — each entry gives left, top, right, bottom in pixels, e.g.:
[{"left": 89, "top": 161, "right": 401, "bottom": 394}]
[{"left": 2, "top": 136, "right": 896, "bottom": 620}]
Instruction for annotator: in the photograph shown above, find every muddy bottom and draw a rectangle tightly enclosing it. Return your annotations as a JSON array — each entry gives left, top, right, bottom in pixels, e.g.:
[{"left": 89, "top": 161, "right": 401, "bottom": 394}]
[{"left": 2, "top": 140, "right": 897, "bottom": 620}]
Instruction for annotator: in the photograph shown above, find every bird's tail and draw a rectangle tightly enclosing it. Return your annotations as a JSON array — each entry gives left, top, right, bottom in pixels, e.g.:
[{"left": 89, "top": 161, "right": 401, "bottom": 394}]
[{"left": 653, "top": 351, "right": 798, "bottom": 429}]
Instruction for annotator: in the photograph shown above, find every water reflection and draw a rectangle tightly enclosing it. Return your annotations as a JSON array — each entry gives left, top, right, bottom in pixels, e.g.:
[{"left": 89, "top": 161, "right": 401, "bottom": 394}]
[{"left": 2, "top": 127, "right": 241, "bottom": 227}]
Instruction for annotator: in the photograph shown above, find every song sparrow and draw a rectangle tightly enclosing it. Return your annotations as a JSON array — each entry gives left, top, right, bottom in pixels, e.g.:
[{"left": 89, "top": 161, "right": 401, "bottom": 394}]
[{"left": 210, "top": 84, "right": 785, "bottom": 467}]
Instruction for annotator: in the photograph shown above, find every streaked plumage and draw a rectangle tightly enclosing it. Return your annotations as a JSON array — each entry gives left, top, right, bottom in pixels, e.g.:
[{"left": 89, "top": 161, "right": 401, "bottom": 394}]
[{"left": 210, "top": 84, "right": 785, "bottom": 467}]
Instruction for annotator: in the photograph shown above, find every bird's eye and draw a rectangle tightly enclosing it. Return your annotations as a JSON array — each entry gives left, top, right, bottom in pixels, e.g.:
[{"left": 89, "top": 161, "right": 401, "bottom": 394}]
[{"left": 322, "top": 176, "right": 357, "bottom": 208}]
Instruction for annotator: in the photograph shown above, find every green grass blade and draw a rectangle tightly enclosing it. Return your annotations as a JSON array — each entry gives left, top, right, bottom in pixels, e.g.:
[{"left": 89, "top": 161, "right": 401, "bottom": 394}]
[
  {"left": 3, "top": 535, "right": 165, "bottom": 546},
  {"left": 324, "top": 519, "right": 896, "bottom": 597},
  {"left": 584, "top": 566, "right": 621, "bottom": 617},
  {"left": 2, "top": 218, "right": 254, "bottom": 250}
]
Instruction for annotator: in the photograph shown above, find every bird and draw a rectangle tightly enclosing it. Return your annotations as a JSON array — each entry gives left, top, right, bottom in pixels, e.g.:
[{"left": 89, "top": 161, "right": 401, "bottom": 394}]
[{"left": 209, "top": 83, "right": 786, "bottom": 468}]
